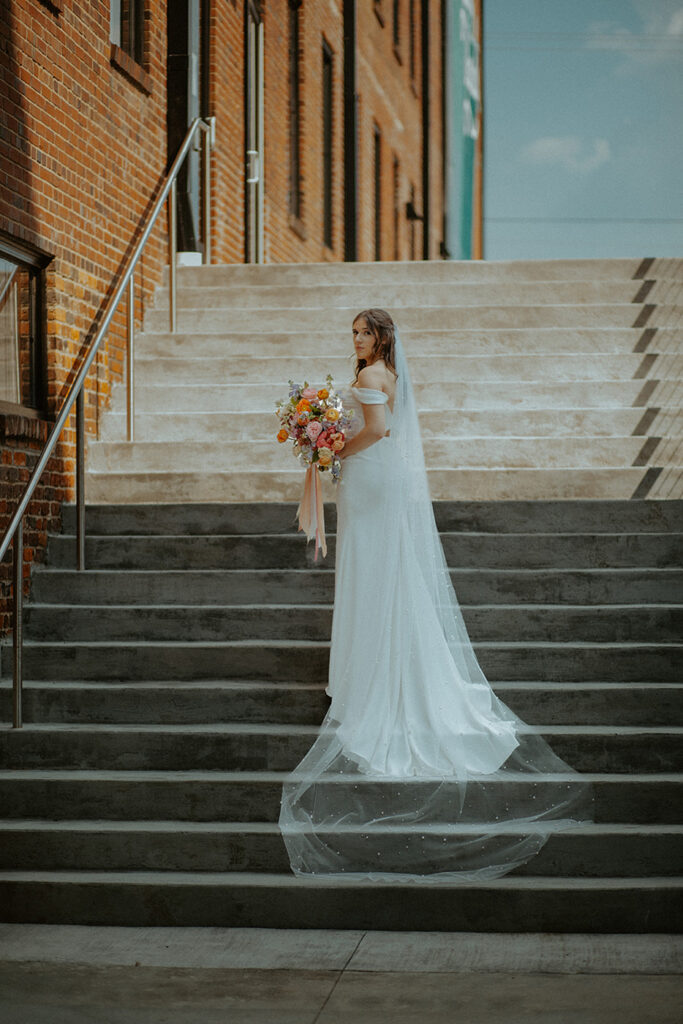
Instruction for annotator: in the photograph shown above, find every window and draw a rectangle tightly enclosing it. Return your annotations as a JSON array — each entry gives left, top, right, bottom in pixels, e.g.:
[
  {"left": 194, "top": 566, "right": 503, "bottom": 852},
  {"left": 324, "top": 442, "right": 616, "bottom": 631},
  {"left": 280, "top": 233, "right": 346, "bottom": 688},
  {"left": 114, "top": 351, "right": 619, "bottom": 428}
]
[
  {"left": 288, "top": 0, "right": 303, "bottom": 223},
  {"left": 322, "top": 40, "right": 334, "bottom": 250},
  {"left": 0, "top": 243, "right": 47, "bottom": 414},
  {"left": 393, "top": 0, "right": 402, "bottom": 64},
  {"left": 110, "top": 1, "right": 151, "bottom": 92},
  {"left": 374, "top": 124, "right": 382, "bottom": 261},
  {"left": 111, "top": 0, "right": 145, "bottom": 66},
  {"left": 393, "top": 155, "right": 400, "bottom": 261},
  {"left": 409, "top": 183, "right": 416, "bottom": 261}
]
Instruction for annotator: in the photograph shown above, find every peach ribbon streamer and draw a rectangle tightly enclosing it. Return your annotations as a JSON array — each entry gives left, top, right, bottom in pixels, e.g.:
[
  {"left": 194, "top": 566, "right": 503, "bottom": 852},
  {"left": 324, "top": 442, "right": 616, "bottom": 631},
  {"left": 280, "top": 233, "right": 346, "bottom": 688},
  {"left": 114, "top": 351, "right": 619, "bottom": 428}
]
[{"left": 297, "top": 464, "right": 327, "bottom": 561}]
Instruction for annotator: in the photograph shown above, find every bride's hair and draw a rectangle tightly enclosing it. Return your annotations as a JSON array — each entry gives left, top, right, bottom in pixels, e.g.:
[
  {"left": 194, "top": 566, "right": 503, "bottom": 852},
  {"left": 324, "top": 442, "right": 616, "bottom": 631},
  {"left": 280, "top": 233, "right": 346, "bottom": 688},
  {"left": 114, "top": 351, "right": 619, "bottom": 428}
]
[{"left": 352, "top": 308, "right": 399, "bottom": 382}]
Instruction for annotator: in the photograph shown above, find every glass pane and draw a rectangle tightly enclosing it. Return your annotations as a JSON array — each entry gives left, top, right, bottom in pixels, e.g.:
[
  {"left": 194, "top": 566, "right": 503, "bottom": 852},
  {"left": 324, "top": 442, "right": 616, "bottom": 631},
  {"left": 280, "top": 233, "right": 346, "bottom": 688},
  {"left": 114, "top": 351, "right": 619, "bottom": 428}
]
[
  {"left": 0, "top": 257, "right": 21, "bottom": 404},
  {"left": 0, "top": 256, "right": 39, "bottom": 408}
]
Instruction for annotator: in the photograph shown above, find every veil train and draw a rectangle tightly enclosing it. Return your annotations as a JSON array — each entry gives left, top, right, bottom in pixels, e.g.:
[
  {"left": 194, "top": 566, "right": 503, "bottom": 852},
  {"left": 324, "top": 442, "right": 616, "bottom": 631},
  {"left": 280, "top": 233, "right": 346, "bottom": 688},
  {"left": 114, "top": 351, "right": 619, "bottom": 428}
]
[{"left": 278, "top": 324, "right": 594, "bottom": 881}]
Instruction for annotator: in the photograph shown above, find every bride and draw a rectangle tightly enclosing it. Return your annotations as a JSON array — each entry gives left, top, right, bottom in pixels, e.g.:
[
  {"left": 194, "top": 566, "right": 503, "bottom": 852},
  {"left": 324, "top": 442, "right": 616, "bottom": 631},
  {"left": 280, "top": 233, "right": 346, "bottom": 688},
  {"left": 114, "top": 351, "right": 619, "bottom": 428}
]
[{"left": 279, "top": 308, "right": 593, "bottom": 881}]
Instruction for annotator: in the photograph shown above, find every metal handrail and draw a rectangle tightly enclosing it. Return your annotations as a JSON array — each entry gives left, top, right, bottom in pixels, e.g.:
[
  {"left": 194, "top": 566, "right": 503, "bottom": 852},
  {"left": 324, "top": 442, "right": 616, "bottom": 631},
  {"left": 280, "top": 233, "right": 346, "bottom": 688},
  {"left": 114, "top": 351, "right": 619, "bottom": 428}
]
[{"left": 1, "top": 116, "right": 215, "bottom": 727}]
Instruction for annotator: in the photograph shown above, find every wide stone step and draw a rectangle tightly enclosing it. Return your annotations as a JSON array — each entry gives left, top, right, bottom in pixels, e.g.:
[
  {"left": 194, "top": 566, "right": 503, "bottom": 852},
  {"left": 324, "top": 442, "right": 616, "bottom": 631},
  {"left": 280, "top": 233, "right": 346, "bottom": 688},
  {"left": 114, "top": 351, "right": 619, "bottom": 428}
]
[
  {"left": 5, "top": 640, "right": 679, "bottom": 683},
  {"left": 22, "top": 603, "right": 683, "bottom": 644},
  {"left": 86, "top": 467, "right": 678, "bottom": 502},
  {"left": 133, "top": 326, "right": 683, "bottom": 360},
  {"left": 0, "top": 820, "right": 680, "bottom": 878},
  {"left": 166, "top": 257, "right": 683, "bottom": 285},
  {"left": 86, "top": 437, "right": 670, "bottom": 474},
  {"left": 98, "top": 406, "right": 683, "bottom": 444},
  {"left": 1, "top": 770, "right": 678, "bottom": 824},
  {"left": 132, "top": 352, "right": 683, "bottom": 387},
  {"left": 0, "top": 870, "right": 679, "bottom": 931},
  {"left": 109, "top": 379, "right": 667, "bottom": 412},
  {"left": 0, "top": 723, "right": 680, "bottom": 772},
  {"left": 143, "top": 303, "right": 683, "bottom": 333},
  {"left": 29, "top": 567, "right": 683, "bottom": 608},
  {"left": 45, "top": 532, "right": 683, "bottom": 570},
  {"left": 1, "top": 682, "right": 679, "bottom": 728},
  {"left": 154, "top": 279, "right": 679, "bottom": 308},
  {"left": 60, "top": 500, "right": 683, "bottom": 535}
]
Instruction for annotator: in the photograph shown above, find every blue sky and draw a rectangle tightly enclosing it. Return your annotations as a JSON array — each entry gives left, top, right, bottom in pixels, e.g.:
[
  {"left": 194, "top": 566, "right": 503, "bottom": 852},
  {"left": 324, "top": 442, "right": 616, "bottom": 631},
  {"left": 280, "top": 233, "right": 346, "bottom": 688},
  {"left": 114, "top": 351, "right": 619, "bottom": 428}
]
[{"left": 483, "top": 0, "right": 683, "bottom": 258}]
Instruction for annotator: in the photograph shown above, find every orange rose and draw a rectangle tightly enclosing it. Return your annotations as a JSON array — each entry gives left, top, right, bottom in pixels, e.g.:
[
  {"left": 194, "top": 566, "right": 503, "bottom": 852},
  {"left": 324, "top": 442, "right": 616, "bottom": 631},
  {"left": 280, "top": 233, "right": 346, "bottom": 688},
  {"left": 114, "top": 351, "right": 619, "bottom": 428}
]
[
  {"left": 317, "top": 447, "right": 333, "bottom": 466},
  {"left": 332, "top": 438, "right": 345, "bottom": 452},
  {"left": 277, "top": 428, "right": 289, "bottom": 443},
  {"left": 324, "top": 408, "right": 340, "bottom": 422},
  {"left": 317, "top": 388, "right": 329, "bottom": 400},
  {"left": 296, "top": 399, "right": 312, "bottom": 414}
]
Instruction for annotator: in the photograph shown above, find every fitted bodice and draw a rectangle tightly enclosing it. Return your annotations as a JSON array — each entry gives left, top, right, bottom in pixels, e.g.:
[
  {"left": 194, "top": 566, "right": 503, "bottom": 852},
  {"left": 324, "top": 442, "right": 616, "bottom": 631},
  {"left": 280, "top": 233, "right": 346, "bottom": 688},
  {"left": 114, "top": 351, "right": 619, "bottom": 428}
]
[{"left": 343, "top": 385, "right": 392, "bottom": 440}]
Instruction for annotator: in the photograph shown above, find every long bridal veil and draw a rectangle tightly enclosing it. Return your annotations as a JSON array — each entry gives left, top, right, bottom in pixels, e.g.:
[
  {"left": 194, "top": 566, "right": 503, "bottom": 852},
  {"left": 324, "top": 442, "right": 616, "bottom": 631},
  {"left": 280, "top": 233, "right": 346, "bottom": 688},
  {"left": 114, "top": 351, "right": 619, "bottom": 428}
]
[{"left": 279, "top": 323, "right": 594, "bottom": 881}]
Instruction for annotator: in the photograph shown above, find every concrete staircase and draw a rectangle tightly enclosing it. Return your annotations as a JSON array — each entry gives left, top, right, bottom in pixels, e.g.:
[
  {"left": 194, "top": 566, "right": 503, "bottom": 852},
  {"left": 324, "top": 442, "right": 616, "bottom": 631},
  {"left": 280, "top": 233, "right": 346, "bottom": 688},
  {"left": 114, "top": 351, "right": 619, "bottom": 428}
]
[
  {"left": 88, "top": 257, "right": 683, "bottom": 502},
  {"left": 0, "top": 499, "right": 681, "bottom": 930}
]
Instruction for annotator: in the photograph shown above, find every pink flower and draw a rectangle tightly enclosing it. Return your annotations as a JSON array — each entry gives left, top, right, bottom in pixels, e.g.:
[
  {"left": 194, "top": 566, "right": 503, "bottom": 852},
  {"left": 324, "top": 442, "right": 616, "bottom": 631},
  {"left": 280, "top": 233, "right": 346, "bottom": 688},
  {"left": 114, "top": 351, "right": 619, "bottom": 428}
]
[
  {"left": 302, "top": 387, "right": 318, "bottom": 401},
  {"left": 306, "top": 421, "right": 323, "bottom": 441},
  {"left": 316, "top": 432, "right": 330, "bottom": 447}
]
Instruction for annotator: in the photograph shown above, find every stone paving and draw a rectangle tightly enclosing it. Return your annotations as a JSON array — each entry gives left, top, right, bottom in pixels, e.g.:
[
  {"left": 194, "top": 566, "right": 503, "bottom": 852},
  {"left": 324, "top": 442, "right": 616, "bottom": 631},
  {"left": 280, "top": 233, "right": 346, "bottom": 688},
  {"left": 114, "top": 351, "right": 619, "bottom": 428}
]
[{"left": 1, "top": 926, "right": 681, "bottom": 1023}]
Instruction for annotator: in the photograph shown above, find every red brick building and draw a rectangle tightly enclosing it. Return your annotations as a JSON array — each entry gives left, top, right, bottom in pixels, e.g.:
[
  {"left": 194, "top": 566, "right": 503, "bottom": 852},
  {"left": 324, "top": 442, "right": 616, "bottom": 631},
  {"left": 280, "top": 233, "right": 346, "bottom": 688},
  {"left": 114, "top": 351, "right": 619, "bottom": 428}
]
[{"left": 0, "top": 0, "right": 481, "bottom": 625}]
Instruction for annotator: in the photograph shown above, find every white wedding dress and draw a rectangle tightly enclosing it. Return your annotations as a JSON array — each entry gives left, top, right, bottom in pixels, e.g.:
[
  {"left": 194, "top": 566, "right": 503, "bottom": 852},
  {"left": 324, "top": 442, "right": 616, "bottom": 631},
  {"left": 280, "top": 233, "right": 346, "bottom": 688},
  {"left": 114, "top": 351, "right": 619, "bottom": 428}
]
[{"left": 279, "top": 328, "right": 593, "bottom": 881}]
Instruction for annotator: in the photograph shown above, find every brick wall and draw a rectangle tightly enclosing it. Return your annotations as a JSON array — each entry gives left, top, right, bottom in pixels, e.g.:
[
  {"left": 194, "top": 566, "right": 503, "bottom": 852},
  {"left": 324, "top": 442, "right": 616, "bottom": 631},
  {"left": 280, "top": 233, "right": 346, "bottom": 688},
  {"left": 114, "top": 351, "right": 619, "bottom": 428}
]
[
  {"left": 0, "top": 0, "right": 168, "bottom": 628},
  {"left": 0, "top": 0, "right": 448, "bottom": 631}
]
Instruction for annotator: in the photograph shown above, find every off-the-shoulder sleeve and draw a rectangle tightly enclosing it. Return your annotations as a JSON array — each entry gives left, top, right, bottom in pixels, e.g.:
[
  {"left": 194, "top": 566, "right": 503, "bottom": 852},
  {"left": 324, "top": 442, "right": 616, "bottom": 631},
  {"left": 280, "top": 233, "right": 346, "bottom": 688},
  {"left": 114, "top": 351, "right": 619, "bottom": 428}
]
[{"left": 352, "top": 387, "right": 389, "bottom": 405}]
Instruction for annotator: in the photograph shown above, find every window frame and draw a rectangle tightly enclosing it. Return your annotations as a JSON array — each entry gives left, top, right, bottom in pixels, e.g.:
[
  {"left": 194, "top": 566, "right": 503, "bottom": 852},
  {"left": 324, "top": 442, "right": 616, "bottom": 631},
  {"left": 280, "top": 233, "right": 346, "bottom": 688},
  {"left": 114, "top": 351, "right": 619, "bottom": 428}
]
[
  {"left": 393, "top": 0, "right": 402, "bottom": 64},
  {"left": 373, "top": 123, "right": 382, "bottom": 262},
  {"left": 322, "top": 38, "right": 334, "bottom": 250},
  {"left": 288, "top": 0, "right": 305, "bottom": 233},
  {"left": 0, "top": 237, "right": 49, "bottom": 419},
  {"left": 110, "top": 0, "right": 152, "bottom": 94},
  {"left": 392, "top": 154, "right": 400, "bottom": 261}
]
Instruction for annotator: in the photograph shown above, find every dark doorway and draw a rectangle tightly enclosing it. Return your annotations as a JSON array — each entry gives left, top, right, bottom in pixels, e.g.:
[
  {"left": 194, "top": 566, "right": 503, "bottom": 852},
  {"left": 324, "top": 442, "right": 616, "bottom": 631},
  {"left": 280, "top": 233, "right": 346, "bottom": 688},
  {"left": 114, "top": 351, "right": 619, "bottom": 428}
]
[{"left": 167, "top": 0, "right": 207, "bottom": 254}]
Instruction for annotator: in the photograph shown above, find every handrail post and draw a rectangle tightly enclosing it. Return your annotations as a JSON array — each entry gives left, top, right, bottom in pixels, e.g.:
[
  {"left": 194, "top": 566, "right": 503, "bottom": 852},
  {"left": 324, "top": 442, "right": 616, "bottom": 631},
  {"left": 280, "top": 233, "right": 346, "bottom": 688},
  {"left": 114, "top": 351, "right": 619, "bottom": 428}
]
[
  {"left": 169, "top": 179, "right": 177, "bottom": 332},
  {"left": 12, "top": 518, "right": 23, "bottom": 729},
  {"left": 0, "top": 118, "right": 216, "bottom": 571},
  {"left": 203, "top": 123, "right": 212, "bottom": 266},
  {"left": 76, "top": 390, "right": 85, "bottom": 571},
  {"left": 127, "top": 275, "right": 135, "bottom": 441}
]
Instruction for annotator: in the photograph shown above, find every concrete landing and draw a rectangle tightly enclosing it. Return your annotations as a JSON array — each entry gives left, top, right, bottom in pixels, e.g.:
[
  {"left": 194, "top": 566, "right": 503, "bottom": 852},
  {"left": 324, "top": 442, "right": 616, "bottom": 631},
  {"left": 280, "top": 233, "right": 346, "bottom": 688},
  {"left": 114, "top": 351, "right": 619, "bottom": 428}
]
[{"left": 1, "top": 926, "right": 681, "bottom": 1023}]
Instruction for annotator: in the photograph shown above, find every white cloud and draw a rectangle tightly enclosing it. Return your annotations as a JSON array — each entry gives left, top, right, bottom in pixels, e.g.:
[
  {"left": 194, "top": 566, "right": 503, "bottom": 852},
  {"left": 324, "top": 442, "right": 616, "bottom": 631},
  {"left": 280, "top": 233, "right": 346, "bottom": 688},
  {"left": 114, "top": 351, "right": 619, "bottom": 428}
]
[
  {"left": 520, "top": 136, "right": 611, "bottom": 174},
  {"left": 667, "top": 8, "right": 683, "bottom": 36},
  {"left": 586, "top": 1, "right": 683, "bottom": 69}
]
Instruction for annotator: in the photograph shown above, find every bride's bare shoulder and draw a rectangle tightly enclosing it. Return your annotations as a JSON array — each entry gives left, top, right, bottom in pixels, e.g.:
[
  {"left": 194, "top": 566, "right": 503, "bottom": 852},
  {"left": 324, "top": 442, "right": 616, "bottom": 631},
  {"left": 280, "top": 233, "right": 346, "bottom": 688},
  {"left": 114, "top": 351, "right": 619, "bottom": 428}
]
[{"left": 356, "top": 363, "right": 393, "bottom": 391}]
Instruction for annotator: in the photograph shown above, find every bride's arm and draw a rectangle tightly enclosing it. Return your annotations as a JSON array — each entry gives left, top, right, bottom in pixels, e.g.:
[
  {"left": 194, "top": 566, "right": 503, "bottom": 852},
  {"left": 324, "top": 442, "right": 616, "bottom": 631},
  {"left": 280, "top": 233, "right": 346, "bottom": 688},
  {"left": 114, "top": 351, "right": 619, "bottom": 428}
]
[{"left": 338, "top": 401, "right": 387, "bottom": 459}]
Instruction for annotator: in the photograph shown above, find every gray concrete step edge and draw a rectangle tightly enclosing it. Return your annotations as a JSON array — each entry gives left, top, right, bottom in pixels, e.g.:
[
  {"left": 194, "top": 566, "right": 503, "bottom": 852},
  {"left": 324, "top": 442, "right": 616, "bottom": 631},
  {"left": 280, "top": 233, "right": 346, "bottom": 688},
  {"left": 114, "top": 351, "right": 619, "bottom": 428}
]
[
  {"left": 0, "top": 876, "right": 679, "bottom": 930},
  {"left": 59, "top": 499, "right": 683, "bottom": 533},
  {"left": 1, "top": 820, "right": 679, "bottom": 836}
]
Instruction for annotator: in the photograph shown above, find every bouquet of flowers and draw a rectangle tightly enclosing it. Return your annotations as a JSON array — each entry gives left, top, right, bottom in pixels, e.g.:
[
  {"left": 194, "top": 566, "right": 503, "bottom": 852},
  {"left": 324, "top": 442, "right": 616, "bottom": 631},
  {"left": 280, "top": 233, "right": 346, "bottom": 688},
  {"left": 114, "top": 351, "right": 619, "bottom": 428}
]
[
  {"left": 275, "top": 374, "right": 353, "bottom": 482},
  {"left": 275, "top": 375, "right": 354, "bottom": 560}
]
